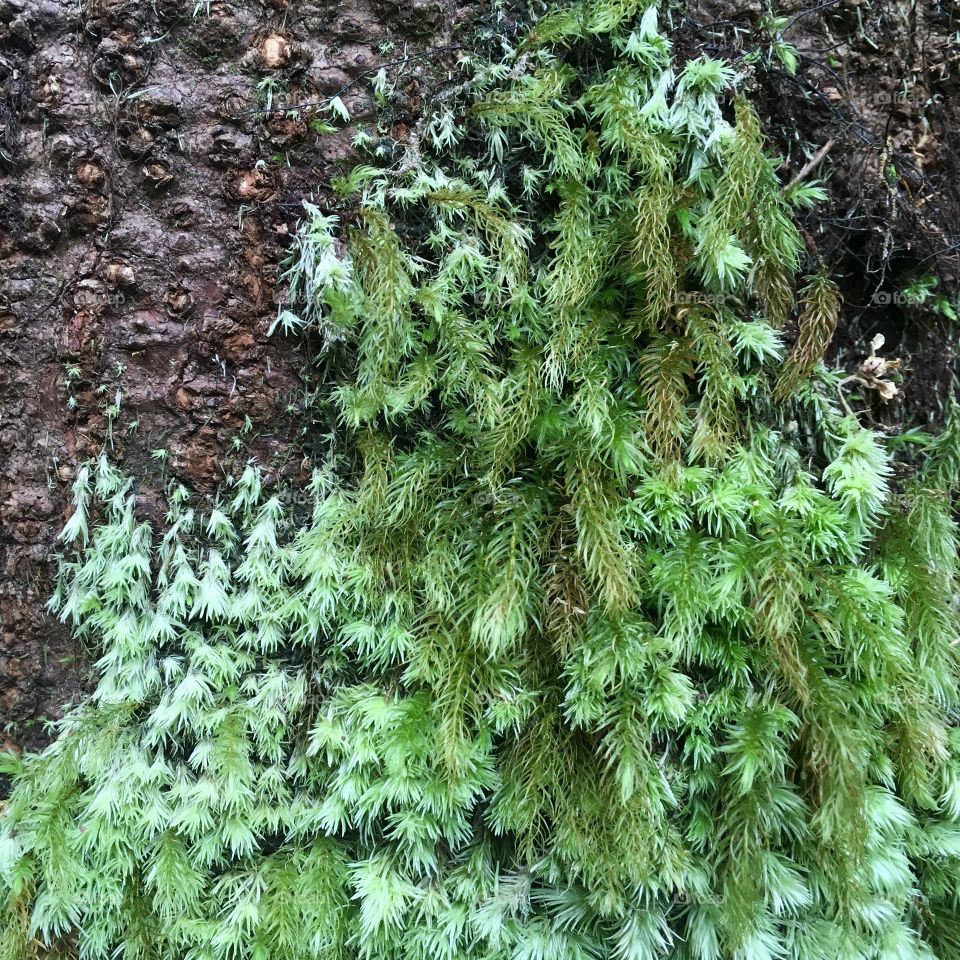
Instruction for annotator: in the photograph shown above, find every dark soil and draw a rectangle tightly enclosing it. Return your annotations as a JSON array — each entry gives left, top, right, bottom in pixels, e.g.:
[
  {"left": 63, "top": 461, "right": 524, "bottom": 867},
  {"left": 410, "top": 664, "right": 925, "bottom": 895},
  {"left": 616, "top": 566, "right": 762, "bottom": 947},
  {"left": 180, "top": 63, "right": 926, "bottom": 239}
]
[{"left": 677, "top": 0, "right": 960, "bottom": 426}]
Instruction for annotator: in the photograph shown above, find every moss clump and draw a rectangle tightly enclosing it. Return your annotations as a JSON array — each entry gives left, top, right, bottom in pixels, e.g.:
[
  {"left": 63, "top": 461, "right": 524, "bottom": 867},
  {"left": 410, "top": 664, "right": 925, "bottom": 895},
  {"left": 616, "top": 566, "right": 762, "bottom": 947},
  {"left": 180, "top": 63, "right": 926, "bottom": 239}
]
[{"left": 3, "top": 2, "right": 960, "bottom": 958}]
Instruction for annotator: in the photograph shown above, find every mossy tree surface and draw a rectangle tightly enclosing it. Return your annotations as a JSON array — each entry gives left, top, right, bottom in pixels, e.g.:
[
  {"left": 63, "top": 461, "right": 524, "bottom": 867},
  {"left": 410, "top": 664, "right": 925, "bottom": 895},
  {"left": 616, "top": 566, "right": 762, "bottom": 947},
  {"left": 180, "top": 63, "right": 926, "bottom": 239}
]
[{"left": 3, "top": 2, "right": 960, "bottom": 958}]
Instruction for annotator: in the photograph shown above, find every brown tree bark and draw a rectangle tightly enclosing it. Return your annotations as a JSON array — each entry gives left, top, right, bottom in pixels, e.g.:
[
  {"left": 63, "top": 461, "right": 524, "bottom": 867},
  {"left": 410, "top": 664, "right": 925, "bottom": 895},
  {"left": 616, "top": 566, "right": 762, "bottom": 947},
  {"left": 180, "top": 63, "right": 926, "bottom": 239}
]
[{"left": 0, "top": 0, "right": 460, "bottom": 752}]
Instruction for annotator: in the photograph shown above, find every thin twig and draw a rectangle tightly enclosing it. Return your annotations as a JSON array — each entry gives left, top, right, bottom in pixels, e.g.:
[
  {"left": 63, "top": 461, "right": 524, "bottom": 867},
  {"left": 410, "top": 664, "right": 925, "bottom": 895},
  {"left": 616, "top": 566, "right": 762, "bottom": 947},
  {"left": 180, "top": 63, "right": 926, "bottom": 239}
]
[
  {"left": 784, "top": 138, "right": 836, "bottom": 192},
  {"left": 784, "top": 0, "right": 845, "bottom": 34}
]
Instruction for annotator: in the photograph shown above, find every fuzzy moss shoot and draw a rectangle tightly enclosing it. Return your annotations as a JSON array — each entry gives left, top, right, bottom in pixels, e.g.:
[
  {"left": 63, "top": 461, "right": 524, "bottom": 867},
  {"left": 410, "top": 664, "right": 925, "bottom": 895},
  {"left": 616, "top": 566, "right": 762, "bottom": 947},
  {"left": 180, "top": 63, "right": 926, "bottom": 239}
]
[{"left": 3, "top": 2, "right": 960, "bottom": 959}]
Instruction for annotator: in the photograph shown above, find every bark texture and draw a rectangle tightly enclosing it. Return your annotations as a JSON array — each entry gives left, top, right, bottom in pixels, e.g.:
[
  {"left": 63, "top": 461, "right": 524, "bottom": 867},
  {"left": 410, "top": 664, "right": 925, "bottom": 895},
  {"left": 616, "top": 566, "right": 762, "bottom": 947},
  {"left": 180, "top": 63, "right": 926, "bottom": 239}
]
[{"left": 0, "top": 0, "right": 461, "bottom": 752}]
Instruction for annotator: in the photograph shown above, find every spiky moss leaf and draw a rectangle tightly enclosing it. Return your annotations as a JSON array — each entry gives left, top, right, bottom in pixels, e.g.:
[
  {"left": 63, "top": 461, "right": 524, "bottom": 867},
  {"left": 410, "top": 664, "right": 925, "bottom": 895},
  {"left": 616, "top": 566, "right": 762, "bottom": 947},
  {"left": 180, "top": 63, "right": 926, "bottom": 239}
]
[{"left": 774, "top": 268, "right": 841, "bottom": 401}]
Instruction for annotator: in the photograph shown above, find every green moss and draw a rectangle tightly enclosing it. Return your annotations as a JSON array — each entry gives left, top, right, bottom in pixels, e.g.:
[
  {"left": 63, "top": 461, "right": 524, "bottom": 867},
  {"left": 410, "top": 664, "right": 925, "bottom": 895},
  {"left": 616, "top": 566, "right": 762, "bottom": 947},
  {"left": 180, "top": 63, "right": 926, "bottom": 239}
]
[{"left": 3, "top": 2, "right": 960, "bottom": 958}]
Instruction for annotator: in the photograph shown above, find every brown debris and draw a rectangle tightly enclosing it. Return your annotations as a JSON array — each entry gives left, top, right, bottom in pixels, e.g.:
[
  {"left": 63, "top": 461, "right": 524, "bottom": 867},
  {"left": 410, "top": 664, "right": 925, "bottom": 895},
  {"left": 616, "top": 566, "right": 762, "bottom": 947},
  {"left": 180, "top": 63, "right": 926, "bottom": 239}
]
[{"left": 258, "top": 33, "right": 291, "bottom": 69}]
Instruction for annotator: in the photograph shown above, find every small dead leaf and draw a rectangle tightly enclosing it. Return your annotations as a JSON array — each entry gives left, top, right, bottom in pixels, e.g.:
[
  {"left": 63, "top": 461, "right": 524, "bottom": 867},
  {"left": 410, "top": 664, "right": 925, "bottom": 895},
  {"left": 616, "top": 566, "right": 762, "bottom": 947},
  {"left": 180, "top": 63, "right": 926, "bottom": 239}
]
[{"left": 855, "top": 334, "right": 902, "bottom": 401}]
